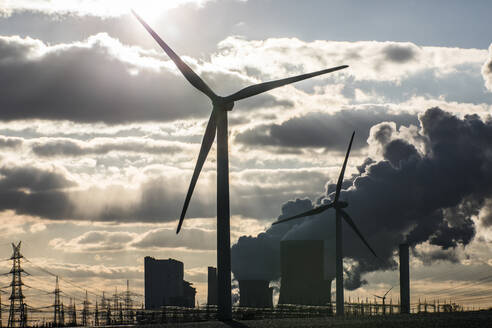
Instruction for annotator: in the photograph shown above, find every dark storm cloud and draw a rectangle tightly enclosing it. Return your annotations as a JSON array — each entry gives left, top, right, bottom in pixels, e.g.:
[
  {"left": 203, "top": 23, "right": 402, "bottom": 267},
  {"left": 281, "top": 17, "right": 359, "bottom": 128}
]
[
  {"left": 0, "top": 136, "right": 22, "bottom": 148},
  {"left": 0, "top": 34, "right": 287, "bottom": 124},
  {"left": 235, "top": 108, "right": 418, "bottom": 152},
  {"left": 0, "top": 166, "right": 75, "bottom": 191},
  {"left": 232, "top": 107, "right": 492, "bottom": 289},
  {"left": 0, "top": 166, "right": 76, "bottom": 219},
  {"left": 383, "top": 44, "right": 417, "bottom": 63},
  {"left": 31, "top": 138, "right": 182, "bottom": 157}
]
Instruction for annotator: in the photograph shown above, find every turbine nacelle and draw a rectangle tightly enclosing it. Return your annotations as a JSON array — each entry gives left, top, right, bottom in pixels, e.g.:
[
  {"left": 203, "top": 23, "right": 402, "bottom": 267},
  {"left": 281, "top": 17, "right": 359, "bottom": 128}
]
[{"left": 213, "top": 98, "right": 235, "bottom": 111}]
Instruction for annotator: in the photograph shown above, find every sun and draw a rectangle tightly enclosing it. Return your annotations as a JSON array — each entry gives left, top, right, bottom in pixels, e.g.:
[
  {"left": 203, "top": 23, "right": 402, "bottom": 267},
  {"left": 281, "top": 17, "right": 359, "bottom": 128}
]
[{"left": 129, "top": 0, "right": 193, "bottom": 22}]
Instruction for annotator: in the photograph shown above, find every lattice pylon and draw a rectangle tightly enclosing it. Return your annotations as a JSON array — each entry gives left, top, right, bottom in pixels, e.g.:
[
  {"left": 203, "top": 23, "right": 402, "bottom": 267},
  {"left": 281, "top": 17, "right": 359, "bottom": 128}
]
[
  {"left": 7, "top": 242, "right": 26, "bottom": 328},
  {"left": 53, "top": 276, "right": 62, "bottom": 327}
]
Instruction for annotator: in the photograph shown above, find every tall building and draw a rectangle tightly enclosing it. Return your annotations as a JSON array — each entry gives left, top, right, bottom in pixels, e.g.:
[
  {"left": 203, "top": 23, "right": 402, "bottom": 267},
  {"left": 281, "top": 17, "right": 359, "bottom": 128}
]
[
  {"left": 207, "top": 267, "right": 218, "bottom": 305},
  {"left": 144, "top": 257, "right": 196, "bottom": 309},
  {"left": 278, "top": 240, "right": 331, "bottom": 306},
  {"left": 238, "top": 280, "right": 273, "bottom": 308}
]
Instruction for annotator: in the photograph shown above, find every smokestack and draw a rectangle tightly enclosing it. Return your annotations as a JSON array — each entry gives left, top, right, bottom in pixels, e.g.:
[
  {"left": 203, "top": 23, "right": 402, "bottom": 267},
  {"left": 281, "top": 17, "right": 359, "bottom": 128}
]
[
  {"left": 399, "top": 243, "right": 410, "bottom": 314},
  {"left": 207, "top": 266, "right": 218, "bottom": 305}
]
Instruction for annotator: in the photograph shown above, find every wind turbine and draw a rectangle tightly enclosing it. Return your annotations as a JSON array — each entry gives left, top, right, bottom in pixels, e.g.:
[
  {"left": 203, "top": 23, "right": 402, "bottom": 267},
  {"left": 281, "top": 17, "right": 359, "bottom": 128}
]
[
  {"left": 374, "top": 286, "right": 393, "bottom": 315},
  {"left": 272, "top": 131, "right": 377, "bottom": 316},
  {"left": 132, "top": 11, "right": 348, "bottom": 321}
]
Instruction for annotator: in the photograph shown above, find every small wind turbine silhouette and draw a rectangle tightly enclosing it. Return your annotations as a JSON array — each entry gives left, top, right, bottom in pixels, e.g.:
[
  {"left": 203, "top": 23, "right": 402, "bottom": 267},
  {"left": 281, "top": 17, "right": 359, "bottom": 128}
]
[
  {"left": 132, "top": 11, "right": 348, "bottom": 320},
  {"left": 273, "top": 132, "right": 377, "bottom": 316},
  {"left": 374, "top": 286, "right": 393, "bottom": 315}
]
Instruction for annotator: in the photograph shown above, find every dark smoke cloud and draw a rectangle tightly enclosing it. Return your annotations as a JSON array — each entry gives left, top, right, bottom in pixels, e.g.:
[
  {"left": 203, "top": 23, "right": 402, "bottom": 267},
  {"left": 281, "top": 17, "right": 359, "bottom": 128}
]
[
  {"left": 232, "top": 107, "right": 492, "bottom": 290},
  {"left": 235, "top": 108, "right": 418, "bottom": 152}
]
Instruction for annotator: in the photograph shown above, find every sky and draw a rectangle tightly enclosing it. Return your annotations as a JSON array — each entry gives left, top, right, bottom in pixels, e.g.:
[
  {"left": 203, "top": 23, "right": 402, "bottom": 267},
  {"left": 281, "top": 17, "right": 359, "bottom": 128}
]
[{"left": 1, "top": 0, "right": 492, "bottom": 314}]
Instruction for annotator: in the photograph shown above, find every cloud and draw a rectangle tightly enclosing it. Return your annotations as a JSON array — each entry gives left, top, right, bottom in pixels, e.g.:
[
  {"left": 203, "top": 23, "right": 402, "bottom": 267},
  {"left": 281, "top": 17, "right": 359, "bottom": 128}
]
[
  {"left": 0, "top": 0, "right": 211, "bottom": 18},
  {"left": 132, "top": 228, "right": 216, "bottom": 250},
  {"left": 232, "top": 107, "right": 492, "bottom": 289},
  {"left": 235, "top": 107, "right": 418, "bottom": 152},
  {"left": 483, "top": 44, "right": 492, "bottom": 92},
  {"left": 0, "top": 136, "right": 22, "bottom": 149},
  {"left": 50, "top": 227, "right": 216, "bottom": 252},
  {"left": 30, "top": 137, "right": 183, "bottom": 157},
  {"left": 0, "top": 33, "right": 288, "bottom": 124}
]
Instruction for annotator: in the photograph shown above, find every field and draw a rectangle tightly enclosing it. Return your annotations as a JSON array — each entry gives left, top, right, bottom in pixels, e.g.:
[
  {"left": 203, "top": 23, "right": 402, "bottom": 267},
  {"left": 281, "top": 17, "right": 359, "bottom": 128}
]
[{"left": 142, "top": 311, "right": 492, "bottom": 328}]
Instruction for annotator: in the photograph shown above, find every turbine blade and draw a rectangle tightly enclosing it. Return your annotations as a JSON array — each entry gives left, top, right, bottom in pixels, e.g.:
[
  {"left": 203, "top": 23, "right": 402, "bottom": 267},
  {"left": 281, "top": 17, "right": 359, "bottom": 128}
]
[
  {"left": 225, "top": 65, "right": 348, "bottom": 102},
  {"left": 132, "top": 10, "right": 217, "bottom": 100},
  {"left": 272, "top": 202, "right": 334, "bottom": 225},
  {"left": 177, "top": 112, "right": 217, "bottom": 233},
  {"left": 339, "top": 209, "right": 377, "bottom": 257},
  {"left": 384, "top": 287, "right": 393, "bottom": 298},
  {"left": 335, "top": 131, "right": 355, "bottom": 202}
]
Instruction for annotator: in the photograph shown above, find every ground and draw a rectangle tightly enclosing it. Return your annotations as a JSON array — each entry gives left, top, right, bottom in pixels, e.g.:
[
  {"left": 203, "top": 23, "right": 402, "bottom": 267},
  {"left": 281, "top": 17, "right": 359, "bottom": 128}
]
[{"left": 141, "top": 311, "right": 492, "bottom": 328}]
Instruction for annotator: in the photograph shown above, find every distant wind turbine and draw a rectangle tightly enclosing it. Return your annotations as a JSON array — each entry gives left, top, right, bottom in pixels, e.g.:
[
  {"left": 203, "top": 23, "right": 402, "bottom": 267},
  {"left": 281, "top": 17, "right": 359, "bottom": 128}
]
[
  {"left": 374, "top": 286, "right": 393, "bottom": 315},
  {"left": 132, "top": 10, "right": 348, "bottom": 320},
  {"left": 273, "top": 131, "right": 377, "bottom": 316}
]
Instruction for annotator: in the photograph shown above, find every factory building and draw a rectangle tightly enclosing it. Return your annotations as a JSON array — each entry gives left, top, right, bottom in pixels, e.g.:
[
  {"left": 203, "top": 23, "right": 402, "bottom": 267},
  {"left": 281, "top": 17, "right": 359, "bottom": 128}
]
[
  {"left": 144, "top": 257, "right": 196, "bottom": 309},
  {"left": 278, "top": 240, "right": 331, "bottom": 306},
  {"left": 207, "top": 266, "right": 218, "bottom": 305},
  {"left": 238, "top": 280, "right": 273, "bottom": 308}
]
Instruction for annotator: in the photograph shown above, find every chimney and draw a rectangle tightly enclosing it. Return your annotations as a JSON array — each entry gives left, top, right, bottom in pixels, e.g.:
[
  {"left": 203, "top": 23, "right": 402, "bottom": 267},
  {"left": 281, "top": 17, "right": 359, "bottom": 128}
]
[{"left": 399, "top": 243, "right": 410, "bottom": 314}]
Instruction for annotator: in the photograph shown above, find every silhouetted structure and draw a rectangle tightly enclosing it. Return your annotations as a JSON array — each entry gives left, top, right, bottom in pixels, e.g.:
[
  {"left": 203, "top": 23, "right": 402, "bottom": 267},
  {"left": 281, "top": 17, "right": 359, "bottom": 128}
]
[
  {"left": 207, "top": 267, "right": 218, "bottom": 305},
  {"left": 239, "top": 280, "right": 273, "bottom": 308},
  {"left": 53, "top": 276, "right": 62, "bottom": 326},
  {"left": 8, "top": 242, "right": 26, "bottom": 328},
  {"left": 399, "top": 243, "right": 410, "bottom": 314},
  {"left": 132, "top": 10, "right": 348, "bottom": 321},
  {"left": 278, "top": 240, "right": 331, "bottom": 306},
  {"left": 273, "top": 132, "right": 377, "bottom": 315},
  {"left": 144, "top": 257, "right": 196, "bottom": 309}
]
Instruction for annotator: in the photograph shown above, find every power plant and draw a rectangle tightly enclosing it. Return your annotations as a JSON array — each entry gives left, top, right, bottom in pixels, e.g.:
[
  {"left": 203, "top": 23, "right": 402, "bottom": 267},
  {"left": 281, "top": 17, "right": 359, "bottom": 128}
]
[
  {"left": 278, "top": 240, "right": 331, "bottom": 306},
  {"left": 144, "top": 257, "right": 196, "bottom": 309}
]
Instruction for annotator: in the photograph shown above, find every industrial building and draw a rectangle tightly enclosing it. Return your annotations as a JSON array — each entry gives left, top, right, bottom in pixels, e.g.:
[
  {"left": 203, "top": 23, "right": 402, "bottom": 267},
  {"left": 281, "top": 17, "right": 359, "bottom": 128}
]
[
  {"left": 207, "top": 266, "right": 218, "bottom": 305},
  {"left": 278, "top": 240, "right": 331, "bottom": 306},
  {"left": 144, "top": 257, "right": 196, "bottom": 309},
  {"left": 238, "top": 280, "right": 273, "bottom": 308}
]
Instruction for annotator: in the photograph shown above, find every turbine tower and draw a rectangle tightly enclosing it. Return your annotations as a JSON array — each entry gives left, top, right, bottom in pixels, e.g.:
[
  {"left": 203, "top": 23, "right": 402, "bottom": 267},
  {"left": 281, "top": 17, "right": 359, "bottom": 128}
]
[
  {"left": 374, "top": 286, "right": 393, "bottom": 315},
  {"left": 132, "top": 11, "right": 348, "bottom": 321},
  {"left": 273, "top": 132, "right": 377, "bottom": 316}
]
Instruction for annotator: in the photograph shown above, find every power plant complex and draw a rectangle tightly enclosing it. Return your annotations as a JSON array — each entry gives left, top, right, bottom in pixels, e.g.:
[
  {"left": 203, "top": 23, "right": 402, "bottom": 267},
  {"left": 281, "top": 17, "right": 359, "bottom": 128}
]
[{"left": 143, "top": 241, "right": 412, "bottom": 314}]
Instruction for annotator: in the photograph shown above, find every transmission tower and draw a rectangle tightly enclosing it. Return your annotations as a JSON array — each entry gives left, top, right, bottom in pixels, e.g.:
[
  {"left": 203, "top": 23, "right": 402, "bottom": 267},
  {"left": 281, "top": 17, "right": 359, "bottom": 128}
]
[
  {"left": 53, "top": 276, "right": 62, "bottom": 327},
  {"left": 82, "top": 290, "right": 90, "bottom": 326},
  {"left": 124, "top": 280, "right": 132, "bottom": 324},
  {"left": 94, "top": 300, "right": 99, "bottom": 327},
  {"left": 68, "top": 298, "right": 76, "bottom": 326},
  {"left": 7, "top": 242, "right": 26, "bottom": 328},
  {"left": 60, "top": 302, "right": 65, "bottom": 326},
  {"left": 1, "top": 290, "right": 3, "bottom": 328}
]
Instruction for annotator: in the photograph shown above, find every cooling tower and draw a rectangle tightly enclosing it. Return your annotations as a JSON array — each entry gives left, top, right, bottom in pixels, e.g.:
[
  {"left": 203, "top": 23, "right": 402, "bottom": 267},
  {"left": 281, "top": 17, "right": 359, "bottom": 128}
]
[
  {"left": 278, "top": 240, "right": 331, "bottom": 305},
  {"left": 238, "top": 280, "right": 273, "bottom": 308}
]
